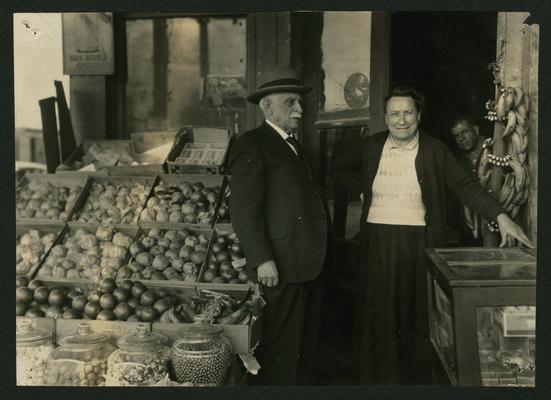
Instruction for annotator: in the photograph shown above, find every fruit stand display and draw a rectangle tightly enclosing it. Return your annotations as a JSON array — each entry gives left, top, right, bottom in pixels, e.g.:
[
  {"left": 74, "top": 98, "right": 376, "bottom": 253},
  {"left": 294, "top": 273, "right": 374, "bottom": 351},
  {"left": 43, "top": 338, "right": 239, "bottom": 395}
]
[
  {"left": 34, "top": 223, "right": 139, "bottom": 282},
  {"left": 121, "top": 223, "right": 212, "bottom": 283},
  {"left": 16, "top": 173, "right": 89, "bottom": 223},
  {"left": 70, "top": 175, "right": 155, "bottom": 224},
  {"left": 199, "top": 223, "right": 250, "bottom": 286},
  {"left": 15, "top": 275, "right": 261, "bottom": 386},
  {"left": 138, "top": 174, "right": 224, "bottom": 226},
  {"left": 16, "top": 223, "right": 66, "bottom": 277}
]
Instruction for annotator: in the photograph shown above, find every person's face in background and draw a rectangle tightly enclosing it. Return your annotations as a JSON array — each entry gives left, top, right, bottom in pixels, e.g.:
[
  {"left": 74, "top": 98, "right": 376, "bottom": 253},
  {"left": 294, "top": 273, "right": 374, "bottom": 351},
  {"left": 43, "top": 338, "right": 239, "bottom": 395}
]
[
  {"left": 451, "top": 120, "right": 480, "bottom": 152},
  {"left": 384, "top": 96, "right": 421, "bottom": 144},
  {"left": 263, "top": 92, "right": 303, "bottom": 133}
]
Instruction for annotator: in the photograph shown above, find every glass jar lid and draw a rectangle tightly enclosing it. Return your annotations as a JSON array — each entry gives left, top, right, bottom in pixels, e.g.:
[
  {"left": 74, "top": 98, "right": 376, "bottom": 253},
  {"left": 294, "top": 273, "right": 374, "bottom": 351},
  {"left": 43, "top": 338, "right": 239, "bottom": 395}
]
[
  {"left": 59, "top": 322, "right": 111, "bottom": 345},
  {"left": 117, "top": 323, "right": 168, "bottom": 352},
  {"left": 16, "top": 318, "right": 51, "bottom": 344},
  {"left": 173, "top": 324, "right": 224, "bottom": 345}
]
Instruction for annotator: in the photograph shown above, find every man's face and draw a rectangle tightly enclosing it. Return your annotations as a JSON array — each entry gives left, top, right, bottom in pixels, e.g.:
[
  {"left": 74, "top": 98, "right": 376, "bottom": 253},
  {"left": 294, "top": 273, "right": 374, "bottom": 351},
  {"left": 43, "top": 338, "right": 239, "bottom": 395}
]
[
  {"left": 265, "top": 92, "right": 303, "bottom": 133},
  {"left": 385, "top": 96, "right": 420, "bottom": 144},
  {"left": 451, "top": 120, "right": 479, "bottom": 152}
]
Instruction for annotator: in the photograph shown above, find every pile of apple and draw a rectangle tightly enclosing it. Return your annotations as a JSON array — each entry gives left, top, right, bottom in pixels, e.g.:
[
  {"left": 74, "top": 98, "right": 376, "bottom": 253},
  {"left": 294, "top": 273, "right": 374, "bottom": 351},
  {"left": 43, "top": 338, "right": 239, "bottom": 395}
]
[
  {"left": 74, "top": 181, "right": 149, "bottom": 224},
  {"left": 116, "top": 227, "right": 208, "bottom": 282},
  {"left": 16, "top": 229, "right": 58, "bottom": 276},
  {"left": 202, "top": 231, "right": 250, "bottom": 284},
  {"left": 16, "top": 180, "right": 83, "bottom": 220},
  {"left": 37, "top": 225, "right": 134, "bottom": 280},
  {"left": 16, "top": 277, "right": 179, "bottom": 323},
  {"left": 139, "top": 180, "right": 221, "bottom": 225}
]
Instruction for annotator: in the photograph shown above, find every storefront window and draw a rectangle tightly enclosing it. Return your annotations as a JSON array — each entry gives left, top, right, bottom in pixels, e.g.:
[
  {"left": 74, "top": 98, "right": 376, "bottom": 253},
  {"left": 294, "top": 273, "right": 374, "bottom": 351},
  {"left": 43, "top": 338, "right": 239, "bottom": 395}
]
[{"left": 125, "top": 16, "right": 246, "bottom": 135}]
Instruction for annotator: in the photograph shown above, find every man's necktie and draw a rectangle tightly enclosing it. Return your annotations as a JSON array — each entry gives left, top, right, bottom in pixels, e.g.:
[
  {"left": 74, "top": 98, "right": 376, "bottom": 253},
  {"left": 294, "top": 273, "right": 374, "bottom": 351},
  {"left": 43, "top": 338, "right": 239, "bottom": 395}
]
[{"left": 286, "top": 135, "right": 312, "bottom": 178}]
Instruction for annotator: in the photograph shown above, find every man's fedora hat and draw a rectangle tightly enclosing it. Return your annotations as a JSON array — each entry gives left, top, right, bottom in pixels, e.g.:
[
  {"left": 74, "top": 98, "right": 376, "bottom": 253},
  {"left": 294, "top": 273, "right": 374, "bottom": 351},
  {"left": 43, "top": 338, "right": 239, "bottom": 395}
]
[{"left": 247, "top": 66, "right": 311, "bottom": 104}]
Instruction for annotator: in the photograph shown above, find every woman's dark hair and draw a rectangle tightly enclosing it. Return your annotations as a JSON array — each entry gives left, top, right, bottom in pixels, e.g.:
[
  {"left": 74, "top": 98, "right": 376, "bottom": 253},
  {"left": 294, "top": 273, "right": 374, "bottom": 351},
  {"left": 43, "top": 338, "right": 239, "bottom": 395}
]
[{"left": 383, "top": 86, "right": 425, "bottom": 113}]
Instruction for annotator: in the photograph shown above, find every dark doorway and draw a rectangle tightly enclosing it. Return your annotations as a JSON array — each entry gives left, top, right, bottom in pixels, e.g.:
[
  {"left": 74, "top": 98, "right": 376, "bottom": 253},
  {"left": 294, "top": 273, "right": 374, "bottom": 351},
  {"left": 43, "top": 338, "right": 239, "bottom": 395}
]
[{"left": 390, "top": 11, "right": 498, "bottom": 154}]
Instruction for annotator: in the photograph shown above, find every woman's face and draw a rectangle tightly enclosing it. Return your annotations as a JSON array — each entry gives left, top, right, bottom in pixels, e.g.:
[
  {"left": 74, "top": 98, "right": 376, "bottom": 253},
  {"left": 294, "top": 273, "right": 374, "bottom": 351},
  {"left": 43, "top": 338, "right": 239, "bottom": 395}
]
[{"left": 384, "top": 96, "right": 420, "bottom": 144}]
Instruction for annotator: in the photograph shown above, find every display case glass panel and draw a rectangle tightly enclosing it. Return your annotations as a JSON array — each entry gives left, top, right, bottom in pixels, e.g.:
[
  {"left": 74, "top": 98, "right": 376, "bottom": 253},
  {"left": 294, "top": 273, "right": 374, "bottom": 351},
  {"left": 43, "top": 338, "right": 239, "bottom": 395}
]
[{"left": 476, "top": 306, "right": 535, "bottom": 387}]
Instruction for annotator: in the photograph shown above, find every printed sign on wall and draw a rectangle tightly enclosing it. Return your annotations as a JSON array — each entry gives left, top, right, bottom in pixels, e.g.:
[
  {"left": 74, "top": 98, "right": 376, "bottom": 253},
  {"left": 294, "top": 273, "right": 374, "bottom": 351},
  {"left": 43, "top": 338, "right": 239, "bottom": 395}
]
[{"left": 62, "top": 13, "right": 114, "bottom": 75}]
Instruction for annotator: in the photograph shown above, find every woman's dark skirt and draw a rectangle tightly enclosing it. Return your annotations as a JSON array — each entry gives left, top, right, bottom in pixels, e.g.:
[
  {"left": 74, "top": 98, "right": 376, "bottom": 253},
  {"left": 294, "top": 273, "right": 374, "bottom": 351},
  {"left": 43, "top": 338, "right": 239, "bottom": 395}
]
[{"left": 354, "top": 222, "right": 433, "bottom": 385}]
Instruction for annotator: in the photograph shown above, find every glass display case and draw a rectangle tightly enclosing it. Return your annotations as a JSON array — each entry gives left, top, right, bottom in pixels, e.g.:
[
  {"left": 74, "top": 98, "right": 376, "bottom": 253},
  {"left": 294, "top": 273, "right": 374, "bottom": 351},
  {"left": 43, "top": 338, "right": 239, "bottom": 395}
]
[{"left": 425, "top": 247, "right": 536, "bottom": 386}]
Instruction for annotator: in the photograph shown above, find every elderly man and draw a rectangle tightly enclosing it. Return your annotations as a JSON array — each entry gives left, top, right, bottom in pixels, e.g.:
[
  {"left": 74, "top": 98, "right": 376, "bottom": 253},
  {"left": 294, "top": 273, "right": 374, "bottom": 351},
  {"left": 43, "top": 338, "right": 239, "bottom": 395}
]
[
  {"left": 229, "top": 66, "right": 331, "bottom": 385},
  {"left": 333, "top": 86, "right": 533, "bottom": 385}
]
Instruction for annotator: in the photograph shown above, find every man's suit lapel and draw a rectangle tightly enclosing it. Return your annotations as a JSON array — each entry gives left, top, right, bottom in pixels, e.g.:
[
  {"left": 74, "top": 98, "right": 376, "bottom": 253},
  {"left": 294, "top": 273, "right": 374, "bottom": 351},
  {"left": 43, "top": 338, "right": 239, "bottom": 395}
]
[{"left": 260, "top": 122, "right": 305, "bottom": 170}]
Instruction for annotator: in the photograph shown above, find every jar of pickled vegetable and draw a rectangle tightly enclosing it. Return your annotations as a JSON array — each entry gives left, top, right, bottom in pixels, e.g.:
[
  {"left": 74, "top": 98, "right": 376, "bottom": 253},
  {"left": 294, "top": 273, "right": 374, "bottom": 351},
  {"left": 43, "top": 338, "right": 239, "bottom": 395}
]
[
  {"left": 170, "top": 325, "right": 232, "bottom": 386},
  {"left": 46, "top": 322, "right": 115, "bottom": 386},
  {"left": 106, "top": 323, "right": 170, "bottom": 386},
  {"left": 16, "top": 318, "right": 55, "bottom": 385}
]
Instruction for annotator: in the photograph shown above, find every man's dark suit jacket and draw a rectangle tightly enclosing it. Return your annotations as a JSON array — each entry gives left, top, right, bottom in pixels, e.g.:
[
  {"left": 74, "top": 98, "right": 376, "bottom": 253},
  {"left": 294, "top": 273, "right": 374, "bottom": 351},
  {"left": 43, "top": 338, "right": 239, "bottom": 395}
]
[{"left": 228, "top": 121, "right": 329, "bottom": 283}]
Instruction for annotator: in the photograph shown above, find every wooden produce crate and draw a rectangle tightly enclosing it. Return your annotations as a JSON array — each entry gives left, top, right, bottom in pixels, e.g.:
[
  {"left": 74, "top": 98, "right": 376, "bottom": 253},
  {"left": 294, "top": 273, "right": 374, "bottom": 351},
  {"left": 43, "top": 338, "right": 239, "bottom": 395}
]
[
  {"left": 16, "top": 222, "right": 67, "bottom": 278},
  {"left": 151, "top": 282, "right": 262, "bottom": 354},
  {"left": 165, "top": 126, "right": 231, "bottom": 175},
  {"left": 70, "top": 175, "right": 155, "bottom": 225},
  {"left": 56, "top": 140, "right": 130, "bottom": 174},
  {"left": 122, "top": 223, "right": 213, "bottom": 284},
  {"left": 139, "top": 174, "right": 225, "bottom": 228},
  {"left": 34, "top": 223, "right": 139, "bottom": 283},
  {"left": 16, "top": 172, "right": 90, "bottom": 224},
  {"left": 198, "top": 224, "right": 251, "bottom": 288}
]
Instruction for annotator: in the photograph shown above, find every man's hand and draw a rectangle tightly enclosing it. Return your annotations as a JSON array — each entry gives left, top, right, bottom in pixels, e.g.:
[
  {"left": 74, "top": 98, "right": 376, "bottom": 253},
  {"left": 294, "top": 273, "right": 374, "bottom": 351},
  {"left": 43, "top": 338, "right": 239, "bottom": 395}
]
[
  {"left": 496, "top": 213, "right": 535, "bottom": 248},
  {"left": 257, "top": 260, "right": 279, "bottom": 287}
]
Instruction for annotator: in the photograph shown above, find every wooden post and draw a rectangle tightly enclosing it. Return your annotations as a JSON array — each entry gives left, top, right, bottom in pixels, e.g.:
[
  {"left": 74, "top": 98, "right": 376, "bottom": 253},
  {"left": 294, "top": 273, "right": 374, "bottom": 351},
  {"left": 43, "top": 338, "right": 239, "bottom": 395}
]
[{"left": 484, "top": 12, "right": 538, "bottom": 246}]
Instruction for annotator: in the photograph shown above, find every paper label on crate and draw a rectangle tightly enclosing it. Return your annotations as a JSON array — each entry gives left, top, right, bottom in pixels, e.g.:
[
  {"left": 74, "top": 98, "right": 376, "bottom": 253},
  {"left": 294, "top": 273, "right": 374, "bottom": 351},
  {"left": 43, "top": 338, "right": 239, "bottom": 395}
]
[
  {"left": 503, "top": 311, "right": 536, "bottom": 337},
  {"left": 239, "top": 353, "right": 260, "bottom": 375},
  {"left": 232, "top": 258, "right": 247, "bottom": 269},
  {"left": 79, "top": 163, "right": 97, "bottom": 172}
]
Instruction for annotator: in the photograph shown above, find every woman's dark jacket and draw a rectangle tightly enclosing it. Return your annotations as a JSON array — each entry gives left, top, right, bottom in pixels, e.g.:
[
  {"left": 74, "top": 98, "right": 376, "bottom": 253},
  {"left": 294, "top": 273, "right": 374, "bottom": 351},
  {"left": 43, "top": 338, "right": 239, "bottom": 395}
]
[{"left": 332, "top": 131, "right": 503, "bottom": 247}]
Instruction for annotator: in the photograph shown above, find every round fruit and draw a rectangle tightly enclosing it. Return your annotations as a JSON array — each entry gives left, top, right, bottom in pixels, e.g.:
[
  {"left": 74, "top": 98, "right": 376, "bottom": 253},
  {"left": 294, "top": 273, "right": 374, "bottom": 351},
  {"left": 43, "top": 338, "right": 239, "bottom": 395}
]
[
  {"left": 89, "top": 290, "right": 104, "bottom": 303},
  {"left": 221, "top": 269, "right": 237, "bottom": 281},
  {"left": 190, "top": 251, "right": 205, "bottom": 265},
  {"left": 131, "top": 282, "right": 147, "bottom": 299},
  {"left": 140, "top": 290, "right": 157, "bottom": 306},
  {"left": 71, "top": 295, "right": 88, "bottom": 312},
  {"left": 238, "top": 270, "right": 249, "bottom": 283},
  {"left": 25, "top": 308, "right": 45, "bottom": 318},
  {"left": 63, "top": 309, "right": 82, "bottom": 319},
  {"left": 155, "top": 288, "right": 170, "bottom": 299},
  {"left": 33, "top": 287, "right": 50, "bottom": 304},
  {"left": 219, "top": 261, "right": 233, "bottom": 274},
  {"left": 96, "top": 310, "right": 117, "bottom": 321},
  {"left": 39, "top": 304, "right": 50, "bottom": 313},
  {"left": 16, "top": 275, "right": 29, "bottom": 288},
  {"left": 211, "top": 243, "right": 223, "bottom": 255},
  {"left": 45, "top": 305, "right": 64, "bottom": 318},
  {"left": 216, "top": 236, "right": 228, "bottom": 246},
  {"left": 99, "top": 294, "right": 118, "bottom": 310},
  {"left": 126, "top": 314, "right": 141, "bottom": 322},
  {"left": 203, "top": 270, "right": 215, "bottom": 283},
  {"left": 16, "top": 287, "right": 34, "bottom": 304},
  {"left": 119, "top": 280, "right": 134, "bottom": 291},
  {"left": 112, "top": 288, "right": 130, "bottom": 303},
  {"left": 27, "top": 279, "right": 44, "bottom": 291},
  {"left": 16, "top": 301, "right": 27, "bottom": 316},
  {"left": 216, "top": 252, "right": 230, "bottom": 263},
  {"left": 99, "top": 277, "right": 117, "bottom": 293},
  {"left": 127, "top": 297, "right": 140, "bottom": 309},
  {"left": 153, "top": 298, "right": 171, "bottom": 315},
  {"left": 48, "top": 289, "right": 66, "bottom": 307},
  {"left": 84, "top": 301, "right": 102, "bottom": 319},
  {"left": 66, "top": 289, "right": 82, "bottom": 301},
  {"left": 113, "top": 303, "right": 133, "bottom": 321},
  {"left": 229, "top": 278, "right": 241, "bottom": 284},
  {"left": 134, "top": 305, "right": 145, "bottom": 318},
  {"left": 230, "top": 243, "right": 243, "bottom": 255},
  {"left": 140, "top": 306, "right": 159, "bottom": 322}
]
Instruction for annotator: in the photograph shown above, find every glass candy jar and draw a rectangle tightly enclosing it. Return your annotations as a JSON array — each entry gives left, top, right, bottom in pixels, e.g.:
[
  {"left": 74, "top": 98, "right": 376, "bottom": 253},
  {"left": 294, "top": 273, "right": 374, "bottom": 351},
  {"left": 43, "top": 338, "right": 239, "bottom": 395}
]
[
  {"left": 16, "top": 319, "right": 55, "bottom": 385},
  {"left": 106, "top": 324, "right": 171, "bottom": 386},
  {"left": 46, "top": 322, "right": 115, "bottom": 386},
  {"left": 170, "top": 325, "right": 232, "bottom": 386}
]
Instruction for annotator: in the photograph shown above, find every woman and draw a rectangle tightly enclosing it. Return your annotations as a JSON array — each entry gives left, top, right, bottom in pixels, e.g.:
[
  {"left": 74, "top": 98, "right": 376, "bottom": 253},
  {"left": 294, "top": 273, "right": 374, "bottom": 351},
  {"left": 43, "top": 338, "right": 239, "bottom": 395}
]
[{"left": 332, "top": 87, "right": 533, "bottom": 385}]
